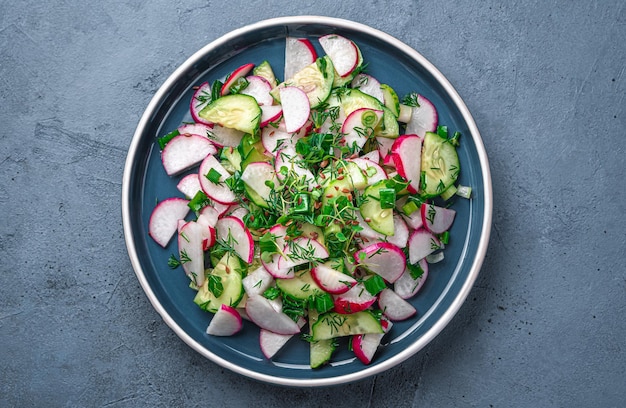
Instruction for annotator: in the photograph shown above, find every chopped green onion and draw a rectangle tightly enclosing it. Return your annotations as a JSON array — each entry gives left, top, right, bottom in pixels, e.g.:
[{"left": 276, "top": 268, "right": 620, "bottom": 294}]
[
  {"left": 378, "top": 188, "right": 396, "bottom": 209},
  {"left": 401, "top": 200, "right": 419, "bottom": 216},
  {"left": 363, "top": 275, "right": 386, "bottom": 296},
  {"left": 456, "top": 185, "right": 472, "bottom": 199},
  {"left": 206, "top": 168, "right": 222, "bottom": 184},
  {"left": 263, "top": 286, "right": 281, "bottom": 300},
  {"left": 406, "top": 261, "right": 424, "bottom": 280},
  {"left": 157, "top": 129, "right": 179, "bottom": 150},
  {"left": 188, "top": 190, "right": 212, "bottom": 212}
]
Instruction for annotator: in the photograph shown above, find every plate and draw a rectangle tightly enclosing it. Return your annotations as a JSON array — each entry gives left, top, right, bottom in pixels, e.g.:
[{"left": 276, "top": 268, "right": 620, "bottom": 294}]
[{"left": 122, "top": 16, "right": 492, "bottom": 387}]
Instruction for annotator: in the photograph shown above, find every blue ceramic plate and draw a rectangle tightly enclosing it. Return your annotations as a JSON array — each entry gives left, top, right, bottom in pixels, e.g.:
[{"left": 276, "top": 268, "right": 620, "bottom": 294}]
[{"left": 122, "top": 16, "right": 492, "bottom": 387}]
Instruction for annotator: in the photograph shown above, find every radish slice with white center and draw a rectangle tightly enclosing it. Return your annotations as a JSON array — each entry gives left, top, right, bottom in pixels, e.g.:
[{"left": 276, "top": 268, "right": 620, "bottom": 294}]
[
  {"left": 354, "top": 242, "right": 406, "bottom": 283},
  {"left": 341, "top": 108, "right": 383, "bottom": 152},
  {"left": 176, "top": 173, "right": 202, "bottom": 199},
  {"left": 354, "top": 212, "right": 407, "bottom": 248},
  {"left": 148, "top": 197, "right": 190, "bottom": 247},
  {"left": 284, "top": 38, "right": 317, "bottom": 81},
  {"left": 220, "top": 63, "right": 255, "bottom": 96},
  {"left": 274, "top": 146, "right": 316, "bottom": 189},
  {"left": 277, "top": 237, "right": 329, "bottom": 270},
  {"left": 245, "top": 295, "right": 301, "bottom": 335},
  {"left": 197, "top": 206, "right": 219, "bottom": 228},
  {"left": 206, "top": 304, "right": 243, "bottom": 336},
  {"left": 421, "top": 203, "right": 457, "bottom": 234},
  {"left": 376, "top": 136, "right": 395, "bottom": 161},
  {"left": 200, "top": 198, "right": 229, "bottom": 218},
  {"left": 386, "top": 215, "right": 409, "bottom": 248},
  {"left": 178, "top": 122, "right": 212, "bottom": 137},
  {"left": 259, "top": 316, "right": 307, "bottom": 359},
  {"left": 161, "top": 134, "right": 217, "bottom": 176},
  {"left": 195, "top": 214, "right": 216, "bottom": 251},
  {"left": 240, "top": 75, "right": 273, "bottom": 106},
  {"left": 198, "top": 154, "right": 237, "bottom": 204},
  {"left": 242, "top": 266, "right": 275, "bottom": 297},
  {"left": 260, "top": 104, "right": 283, "bottom": 128},
  {"left": 349, "top": 157, "right": 387, "bottom": 187},
  {"left": 405, "top": 95, "right": 438, "bottom": 137},
  {"left": 226, "top": 206, "right": 248, "bottom": 222},
  {"left": 262, "top": 253, "right": 294, "bottom": 279},
  {"left": 318, "top": 34, "right": 359, "bottom": 77},
  {"left": 279, "top": 86, "right": 310, "bottom": 133},
  {"left": 352, "top": 319, "right": 392, "bottom": 364},
  {"left": 215, "top": 216, "right": 254, "bottom": 264},
  {"left": 261, "top": 124, "right": 291, "bottom": 155},
  {"left": 378, "top": 288, "right": 417, "bottom": 321},
  {"left": 391, "top": 134, "right": 423, "bottom": 194},
  {"left": 311, "top": 263, "right": 357, "bottom": 294},
  {"left": 333, "top": 282, "right": 377, "bottom": 314},
  {"left": 205, "top": 124, "right": 245, "bottom": 148},
  {"left": 240, "top": 161, "right": 277, "bottom": 203},
  {"left": 190, "top": 81, "right": 213, "bottom": 125},
  {"left": 394, "top": 259, "right": 429, "bottom": 299},
  {"left": 177, "top": 220, "right": 205, "bottom": 287},
  {"left": 361, "top": 150, "right": 380, "bottom": 163},
  {"left": 408, "top": 228, "right": 442, "bottom": 264},
  {"left": 351, "top": 73, "right": 384, "bottom": 103}
]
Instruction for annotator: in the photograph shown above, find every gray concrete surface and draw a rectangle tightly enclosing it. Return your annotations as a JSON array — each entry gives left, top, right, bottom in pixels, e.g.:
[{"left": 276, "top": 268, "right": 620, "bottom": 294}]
[{"left": 1, "top": 1, "right": 625, "bottom": 407}]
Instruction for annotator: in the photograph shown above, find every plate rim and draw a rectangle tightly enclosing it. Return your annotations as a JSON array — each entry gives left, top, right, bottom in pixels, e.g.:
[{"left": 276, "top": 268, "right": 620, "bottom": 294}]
[{"left": 122, "top": 15, "right": 493, "bottom": 387}]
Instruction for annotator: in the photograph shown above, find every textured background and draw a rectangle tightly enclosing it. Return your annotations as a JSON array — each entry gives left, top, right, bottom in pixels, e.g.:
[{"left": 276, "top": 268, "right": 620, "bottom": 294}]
[{"left": 1, "top": 1, "right": 625, "bottom": 407}]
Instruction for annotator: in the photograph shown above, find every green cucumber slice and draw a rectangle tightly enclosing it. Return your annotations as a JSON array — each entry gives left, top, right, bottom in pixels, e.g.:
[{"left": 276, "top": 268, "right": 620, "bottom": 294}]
[
  {"left": 194, "top": 253, "right": 244, "bottom": 313},
  {"left": 309, "top": 310, "right": 335, "bottom": 368},
  {"left": 311, "top": 311, "right": 383, "bottom": 341},
  {"left": 359, "top": 180, "right": 395, "bottom": 236},
  {"left": 380, "top": 84, "right": 400, "bottom": 117},
  {"left": 272, "top": 56, "right": 335, "bottom": 109},
  {"left": 276, "top": 270, "right": 324, "bottom": 301},
  {"left": 420, "top": 131, "right": 460, "bottom": 197},
  {"left": 198, "top": 94, "right": 261, "bottom": 135},
  {"left": 253, "top": 60, "right": 277, "bottom": 87}
]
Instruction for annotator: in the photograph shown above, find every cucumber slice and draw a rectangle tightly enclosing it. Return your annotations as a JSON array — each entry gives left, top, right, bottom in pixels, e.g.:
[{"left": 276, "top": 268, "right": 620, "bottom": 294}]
[
  {"left": 276, "top": 270, "right": 324, "bottom": 301},
  {"left": 311, "top": 311, "right": 383, "bottom": 341},
  {"left": 420, "top": 131, "right": 460, "bottom": 197},
  {"left": 253, "top": 60, "right": 277, "bottom": 87},
  {"left": 375, "top": 106, "right": 400, "bottom": 139},
  {"left": 194, "top": 253, "right": 244, "bottom": 313},
  {"left": 380, "top": 84, "right": 400, "bottom": 117},
  {"left": 309, "top": 310, "right": 335, "bottom": 368},
  {"left": 333, "top": 88, "right": 398, "bottom": 138},
  {"left": 319, "top": 160, "right": 367, "bottom": 190},
  {"left": 198, "top": 94, "right": 261, "bottom": 135},
  {"left": 272, "top": 56, "right": 335, "bottom": 109},
  {"left": 359, "top": 180, "right": 395, "bottom": 236}
]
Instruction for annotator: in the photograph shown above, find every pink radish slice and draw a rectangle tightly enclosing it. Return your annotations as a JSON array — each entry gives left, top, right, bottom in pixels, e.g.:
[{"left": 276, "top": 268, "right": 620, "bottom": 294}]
[
  {"left": 401, "top": 207, "right": 424, "bottom": 230},
  {"left": 408, "top": 228, "right": 442, "bottom": 264},
  {"left": 259, "top": 317, "right": 307, "bottom": 359},
  {"left": 206, "top": 304, "right": 243, "bottom": 336},
  {"left": 245, "top": 295, "right": 301, "bottom": 335},
  {"left": 161, "top": 134, "right": 217, "bottom": 176},
  {"left": 261, "top": 124, "right": 291, "bottom": 155},
  {"left": 405, "top": 95, "right": 438, "bottom": 137},
  {"left": 284, "top": 37, "right": 317, "bottom": 80},
  {"left": 354, "top": 212, "right": 408, "bottom": 248},
  {"left": 274, "top": 147, "right": 316, "bottom": 188},
  {"left": 279, "top": 86, "right": 310, "bottom": 133},
  {"left": 352, "top": 319, "right": 392, "bottom": 364},
  {"left": 351, "top": 73, "right": 384, "bottom": 103},
  {"left": 197, "top": 206, "right": 219, "bottom": 228},
  {"left": 318, "top": 34, "right": 359, "bottom": 77},
  {"left": 242, "top": 266, "right": 275, "bottom": 297},
  {"left": 177, "top": 219, "right": 205, "bottom": 287},
  {"left": 195, "top": 214, "right": 216, "bottom": 251},
  {"left": 333, "top": 282, "right": 377, "bottom": 314},
  {"left": 215, "top": 216, "right": 254, "bottom": 264},
  {"left": 225, "top": 206, "right": 248, "bottom": 222},
  {"left": 349, "top": 157, "right": 387, "bottom": 187},
  {"left": 262, "top": 253, "right": 294, "bottom": 279},
  {"left": 421, "top": 203, "right": 457, "bottom": 234},
  {"left": 148, "top": 197, "right": 190, "bottom": 247},
  {"left": 205, "top": 124, "right": 245, "bottom": 148},
  {"left": 354, "top": 242, "right": 406, "bottom": 284},
  {"left": 394, "top": 259, "right": 429, "bottom": 299},
  {"left": 240, "top": 161, "right": 276, "bottom": 202},
  {"left": 311, "top": 264, "right": 357, "bottom": 295},
  {"left": 198, "top": 154, "right": 237, "bottom": 204},
  {"left": 378, "top": 288, "right": 417, "bottom": 321},
  {"left": 178, "top": 122, "right": 212, "bottom": 137},
  {"left": 361, "top": 150, "right": 380, "bottom": 163},
  {"left": 376, "top": 137, "right": 395, "bottom": 161},
  {"left": 176, "top": 173, "right": 202, "bottom": 199},
  {"left": 277, "top": 237, "right": 329, "bottom": 270},
  {"left": 341, "top": 108, "right": 383, "bottom": 152},
  {"left": 240, "top": 75, "right": 273, "bottom": 106},
  {"left": 220, "top": 63, "right": 255, "bottom": 96},
  {"left": 190, "top": 82, "right": 213, "bottom": 125},
  {"left": 200, "top": 198, "right": 229, "bottom": 217},
  {"left": 260, "top": 104, "right": 283, "bottom": 128},
  {"left": 391, "top": 134, "right": 423, "bottom": 194}
]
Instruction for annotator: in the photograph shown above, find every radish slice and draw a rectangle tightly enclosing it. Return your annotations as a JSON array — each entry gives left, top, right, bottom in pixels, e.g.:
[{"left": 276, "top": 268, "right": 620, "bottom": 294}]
[
  {"left": 341, "top": 108, "right": 383, "bottom": 152},
  {"left": 351, "top": 73, "right": 384, "bottom": 103},
  {"left": 195, "top": 213, "right": 216, "bottom": 251},
  {"left": 407, "top": 228, "right": 442, "bottom": 264},
  {"left": 421, "top": 203, "right": 457, "bottom": 234},
  {"left": 277, "top": 237, "right": 329, "bottom": 270},
  {"left": 260, "top": 104, "right": 283, "bottom": 128},
  {"left": 394, "top": 259, "right": 429, "bottom": 299},
  {"left": 261, "top": 124, "right": 291, "bottom": 156},
  {"left": 198, "top": 154, "right": 237, "bottom": 204},
  {"left": 243, "top": 266, "right": 275, "bottom": 297},
  {"left": 391, "top": 134, "right": 423, "bottom": 194},
  {"left": 274, "top": 146, "right": 316, "bottom": 189},
  {"left": 318, "top": 34, "right": 359, "bottom": 77},
  {"left": 352, "top": 319, "right": 392, "bottom": 364},
  {"left": 206, "top": 304, "right": 243, "bottom": 336},
  {"left": 215, "top": 216, "right": 254, "bottom": 264},
  {"left": 190, "top": 82, "right": 213, "bottom": 125},
  {"left": 361, "top": 150, "right": 380, "bottom": 163},
  {"left": 349, "top": 157, "right": 387, "bottom": 187},
  {"left": 161, "top": 134, "right": 217, "bottom": 176},
  {"left": 311, "top": 263, "right": 357, "bottom": 294},
  {"left": 204, "top": 124, "right": 245, "bottom": 148},
  {"left": 178, "top": 123, "right": 212, "bottom": 138},
  {"left": 240, "top": 161, "right": 277, "bottom": 203},
  {"left": 354, "top": 242, "right": 406, "bottom": 284},
  {"left": 220, "top": 63, "right": 255, "bottom": 96},
  {"left": 245, "top": 295, "right": 301, "bottom": 335},
  {"left": 284, "top": 38, "right": 317, "bottom": 81},
  {"left": 259, "top": 317, "right": 307, "bottom": 359},
  {"left": 279, "top": 86, "right": 310, "bottom": 133},
  {"left": 376, "top": 136, "right": 395, "bottom": 162},
  {"left": 148, "top": 197, "right": 190, "bottom": 247},
  {"left": 333, "top": 282, "right": 377, "bottom": 314},
  {"left": 176, "top": 173, "right": 202, "bottom": 199},
  {"left": 177, "top": 220, "right": 205, "bottom": 286},
  {"left": 378, "top": 288, "right": 417, "bottom": 321},
  {"left": 405, "top": 95, "right": 438, "bottom": 137},
  {"left": 240, "top": 75, "right": 273, "bottom": 106}
]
